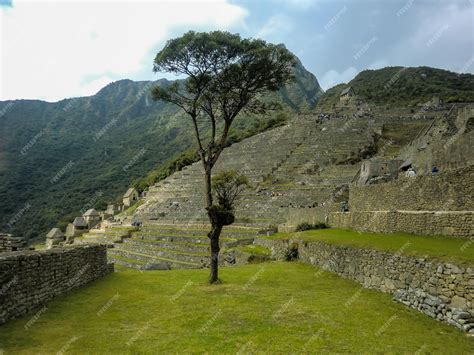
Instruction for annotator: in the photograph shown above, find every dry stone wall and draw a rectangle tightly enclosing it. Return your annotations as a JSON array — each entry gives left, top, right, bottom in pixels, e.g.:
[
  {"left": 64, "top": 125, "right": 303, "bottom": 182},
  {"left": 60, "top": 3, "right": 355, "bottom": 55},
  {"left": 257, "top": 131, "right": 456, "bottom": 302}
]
[
  {"left": 329, "top": 211, "right": 473, "bottom": 238},
  {"left": 280, "top": 166, "right": 474, "bottom": 237},
  {"left": 350, "top": 166, "right": 474, "bottom": 212},
  {"left": 0, "top": 245, "right": 113, "bottom": 325},
  {"left": 297, "top": 241, "right": 474, "bottom": 332},
  {"left": 255, "top": 237, "right": 474, "bottom": 332}
]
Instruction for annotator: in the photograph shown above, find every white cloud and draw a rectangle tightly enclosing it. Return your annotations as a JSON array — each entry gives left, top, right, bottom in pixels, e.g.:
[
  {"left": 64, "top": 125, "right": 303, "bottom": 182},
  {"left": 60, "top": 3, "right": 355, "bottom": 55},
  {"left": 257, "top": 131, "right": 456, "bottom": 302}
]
[
  {"left": 0, "top": 0, "right": 247, "bottom": 101},
  {"left": 255, "top": 14, "right": 292, "bottom": 40},
  {"left": 319, "top": 67, "right": 358, "bottom": 90}
]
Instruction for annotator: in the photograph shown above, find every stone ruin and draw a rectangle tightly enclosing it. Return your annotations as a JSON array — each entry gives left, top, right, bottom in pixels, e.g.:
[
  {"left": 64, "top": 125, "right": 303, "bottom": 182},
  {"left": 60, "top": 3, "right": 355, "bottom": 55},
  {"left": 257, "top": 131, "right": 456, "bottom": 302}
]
[
  {"left": 45, "top": 228, "right": 65, "bottom": 249},
  {"left": 0, "top": 233, "right": 28, "bottom": 252}
]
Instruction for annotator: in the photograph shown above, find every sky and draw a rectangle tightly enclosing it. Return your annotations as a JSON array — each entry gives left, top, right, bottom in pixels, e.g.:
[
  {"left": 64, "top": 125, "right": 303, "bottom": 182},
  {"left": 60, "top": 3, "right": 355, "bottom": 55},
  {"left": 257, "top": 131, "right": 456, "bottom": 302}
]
[{"left": 0, "top": 0, "right": 473, "bottom": 102}]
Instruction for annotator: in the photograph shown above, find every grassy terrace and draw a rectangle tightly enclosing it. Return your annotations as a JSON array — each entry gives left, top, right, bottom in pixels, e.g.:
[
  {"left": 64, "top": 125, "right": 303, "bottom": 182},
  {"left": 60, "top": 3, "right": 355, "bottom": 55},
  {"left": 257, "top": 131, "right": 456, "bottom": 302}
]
[
  {"left": 266, "top": 229, "right": 474, "bottom": 266},
  {"left": 1, "top": 262, "right": 472, "bottom": 354}
]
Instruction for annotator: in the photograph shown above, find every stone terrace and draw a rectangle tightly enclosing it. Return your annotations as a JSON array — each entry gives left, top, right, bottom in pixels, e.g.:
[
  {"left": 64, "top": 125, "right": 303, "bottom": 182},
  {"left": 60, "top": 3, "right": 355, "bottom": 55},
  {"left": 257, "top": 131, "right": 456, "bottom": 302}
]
[
  {"left": 135, "top": 112, "right": 431, "bottom": 227},
  {"left": 110, "top": 110, "right": 435, "bottom": 269}
]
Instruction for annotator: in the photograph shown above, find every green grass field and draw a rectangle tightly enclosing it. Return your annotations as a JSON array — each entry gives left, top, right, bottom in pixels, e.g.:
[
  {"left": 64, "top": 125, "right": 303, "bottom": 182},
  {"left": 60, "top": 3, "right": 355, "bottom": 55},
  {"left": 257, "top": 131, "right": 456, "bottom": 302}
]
[
  {"left": 268, "top": 229, "right": 474, "bottom": 266},
  {"left": 0, "top": 262, "right": 472, "bottom": 354}
]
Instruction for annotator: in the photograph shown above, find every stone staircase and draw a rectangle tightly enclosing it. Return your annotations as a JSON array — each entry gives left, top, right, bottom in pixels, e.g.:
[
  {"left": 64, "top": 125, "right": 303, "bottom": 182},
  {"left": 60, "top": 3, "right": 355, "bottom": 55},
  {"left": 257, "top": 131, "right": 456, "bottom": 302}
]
[{"left": 78, "top": 223, "right": 262, "bottom": 270}]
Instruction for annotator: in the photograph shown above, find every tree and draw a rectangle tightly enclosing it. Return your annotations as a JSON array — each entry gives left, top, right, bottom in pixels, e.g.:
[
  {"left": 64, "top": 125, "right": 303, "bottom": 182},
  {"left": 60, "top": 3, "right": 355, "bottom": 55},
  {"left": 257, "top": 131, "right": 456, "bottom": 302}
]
[
  {"left": 151, "top": 31, "right": 295, "bottom": 283},
  {"left": 212, "top": 170, "right": 249, "bottom": 211}
]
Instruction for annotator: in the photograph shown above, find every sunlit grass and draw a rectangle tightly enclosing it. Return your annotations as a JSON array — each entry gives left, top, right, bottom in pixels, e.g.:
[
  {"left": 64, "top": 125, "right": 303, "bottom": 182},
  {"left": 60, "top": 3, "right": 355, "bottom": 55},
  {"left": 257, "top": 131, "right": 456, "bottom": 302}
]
[
  {"left": 268, "top": 229, "right": 474, "bottom": 266},
  {"left": 0, "top": 262, "right": 472, "bottom": 354}
]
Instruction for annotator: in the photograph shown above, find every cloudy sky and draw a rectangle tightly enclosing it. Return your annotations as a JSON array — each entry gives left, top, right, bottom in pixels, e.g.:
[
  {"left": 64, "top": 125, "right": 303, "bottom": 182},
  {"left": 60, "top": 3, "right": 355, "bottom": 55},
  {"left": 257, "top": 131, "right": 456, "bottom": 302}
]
[{"left": 1, "top": 0, "right": 473, "bottom": 101}]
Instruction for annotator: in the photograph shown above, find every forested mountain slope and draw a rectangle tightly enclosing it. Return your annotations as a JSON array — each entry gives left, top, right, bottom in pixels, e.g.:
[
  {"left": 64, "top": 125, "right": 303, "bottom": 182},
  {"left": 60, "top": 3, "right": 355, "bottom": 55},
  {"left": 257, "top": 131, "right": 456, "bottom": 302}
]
[{"left": 0, "top": 57, "right": 322, "bottom": 240}]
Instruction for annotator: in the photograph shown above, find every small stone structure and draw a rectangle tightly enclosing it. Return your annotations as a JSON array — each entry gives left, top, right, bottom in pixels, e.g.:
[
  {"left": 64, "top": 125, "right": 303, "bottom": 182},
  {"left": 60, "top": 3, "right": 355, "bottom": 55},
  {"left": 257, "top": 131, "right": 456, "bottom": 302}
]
[
  {"left": 123, "top": 188, "right": 139, "bottom": 208},
  {"left": 106, "top": 203, "right": 123, "bottom": 215},
  {"left": 83, "top": 209, "right": 100, "bottom": 228},
  {"left": 357, "top": 159, "right": 402, "bottom": 186},
  {"left": 45, "top": 228, "right": 65, "bottom": 249},
  {"left": 0, "top": 245, "right": 113, "bottom": 325},
  {"left": 255, "top": 237, "right": 474, "bottom": 332},
  {"left": 0, "top": 233, "right": 28, "bottom": 252},
  {"left": 66, "top": 217, "right": 88, "bottom": 237},
  {"left": 340, "top": 86, "right": 355, "bottom": 101}
]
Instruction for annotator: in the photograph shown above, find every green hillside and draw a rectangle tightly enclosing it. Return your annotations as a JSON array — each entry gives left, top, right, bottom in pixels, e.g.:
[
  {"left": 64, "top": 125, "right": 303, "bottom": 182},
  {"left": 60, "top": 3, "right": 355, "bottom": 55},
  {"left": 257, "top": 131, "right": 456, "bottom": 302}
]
[
  {"left": 317, "top": 66, "right": 474, "bottom": 109},
  {"left": 0, "top": 59, "right": 321, "bottom": 240}
]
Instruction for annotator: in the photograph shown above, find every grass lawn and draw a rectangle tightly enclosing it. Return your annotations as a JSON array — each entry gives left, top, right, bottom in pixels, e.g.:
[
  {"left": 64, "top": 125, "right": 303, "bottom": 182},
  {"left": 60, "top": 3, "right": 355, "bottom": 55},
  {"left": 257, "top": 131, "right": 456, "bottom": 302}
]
[
  {"left": 0, "top": 262, "right": 472, "bottom": 354},
  {"left": 267, "top": 229, "right": 474, "bottom": 266}
]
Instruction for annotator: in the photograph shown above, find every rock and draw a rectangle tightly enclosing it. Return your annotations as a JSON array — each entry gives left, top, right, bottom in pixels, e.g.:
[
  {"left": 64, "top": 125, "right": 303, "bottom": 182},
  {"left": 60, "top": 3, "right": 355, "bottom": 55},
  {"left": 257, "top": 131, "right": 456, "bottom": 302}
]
[
  {"left": 453, "top": 311, "right": 472, "bottom": 320},
  {"left": 141, "top": 262, "right": 170, "bottom": 270},
  {"left": 425, "top": 295, "right": 442, "bottom": 307},
  {"left": 451, "top": 296, "right": 468, "bottom": 310}
]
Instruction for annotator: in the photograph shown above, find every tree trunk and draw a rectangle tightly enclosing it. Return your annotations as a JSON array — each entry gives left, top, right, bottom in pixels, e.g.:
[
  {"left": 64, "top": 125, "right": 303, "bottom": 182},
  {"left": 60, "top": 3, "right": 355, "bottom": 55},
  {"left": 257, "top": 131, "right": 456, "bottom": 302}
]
[
  {"left": 208, "top": 225, "right": 222, "bottom": 283},
  {"left": 202, "top": 163, "right": 222, "bottom": 284}
]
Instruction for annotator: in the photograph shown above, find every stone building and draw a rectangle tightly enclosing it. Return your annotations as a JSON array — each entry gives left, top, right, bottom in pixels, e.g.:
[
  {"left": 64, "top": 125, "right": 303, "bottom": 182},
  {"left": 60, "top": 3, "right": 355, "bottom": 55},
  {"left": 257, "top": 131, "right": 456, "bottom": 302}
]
[
  {"left": 123, "top": 188, "right": 139, "bottom": 208},
  {"left": 106, "top": 203, "right": 123, "bottom": 215},
  {"left": 83, "top": 209, "right": 100, "bottom": 228},
  {"left": 340, "top": 86, "right": 355, "bottom": 101},
  {"left": 0, "top": 233, "right": 27, "bottom": 252},
  {"left": 66, "top": 217, "right": 88, "bottom": 237},
  {"left": 357, "top": 160, "right": 402, "bottom": 186},
  {"left": 45, "top": 228, "right": 64, "bottom": 249}
]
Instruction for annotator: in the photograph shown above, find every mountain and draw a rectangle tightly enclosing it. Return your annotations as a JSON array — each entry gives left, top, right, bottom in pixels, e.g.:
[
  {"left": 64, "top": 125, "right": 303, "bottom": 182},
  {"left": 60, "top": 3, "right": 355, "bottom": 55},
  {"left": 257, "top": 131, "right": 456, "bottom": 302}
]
[
  {"left": 0, "top": 58, "right": 322, "bottom": 240},
  {"left": 317, "top": 66, "right": 474, "bottom": 110}
]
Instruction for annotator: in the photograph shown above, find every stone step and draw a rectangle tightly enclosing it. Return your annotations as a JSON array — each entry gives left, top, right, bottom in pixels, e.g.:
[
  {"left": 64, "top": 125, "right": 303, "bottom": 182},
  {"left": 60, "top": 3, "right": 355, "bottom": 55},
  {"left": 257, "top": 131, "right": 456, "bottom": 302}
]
[
  {"left": 125, "top": 238, "right": 211, "bottom": 253},
  {"left": 132, "top": 232, "right": 233, "bottom": 245},
  {"left": 108, "top": 248, "right": 202, "bottom": 269},
  {"left": 118, "top": 242, "right": 210, "bottom": 265},
  {"left": 107, "top": 254, "right": 145, "bottom": 270}
]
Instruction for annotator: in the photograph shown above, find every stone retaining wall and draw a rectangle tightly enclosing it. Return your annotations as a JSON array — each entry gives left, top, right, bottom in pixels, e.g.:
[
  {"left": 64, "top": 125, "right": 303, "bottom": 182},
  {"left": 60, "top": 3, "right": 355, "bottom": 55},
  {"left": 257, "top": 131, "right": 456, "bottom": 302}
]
[
  {"left": 328, "top": 211, "right": 473, "bottom": 238},
  {"left": 255, "top": 237, "right": 474, "bottom": 332},
  {"left": 0, "top": 245, "right": 113, "bottom": 325},
  {"left": 350, "top": 166, "right": 474, "bottom": 212}
]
